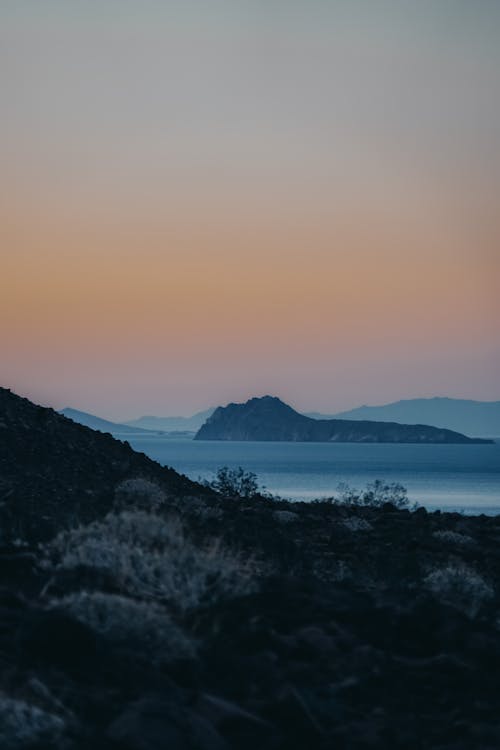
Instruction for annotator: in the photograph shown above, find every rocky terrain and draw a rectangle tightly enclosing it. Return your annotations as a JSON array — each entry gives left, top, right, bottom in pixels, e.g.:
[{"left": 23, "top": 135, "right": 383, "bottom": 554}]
[
  {"left": 195, "top": 396, "right": 493, "bottom": 444},
  {"left": 0, "top": 388, "right": 212, "bottom": 541},
  {"left": 1, "top": 388, "right": 500, "bottom": 749}
]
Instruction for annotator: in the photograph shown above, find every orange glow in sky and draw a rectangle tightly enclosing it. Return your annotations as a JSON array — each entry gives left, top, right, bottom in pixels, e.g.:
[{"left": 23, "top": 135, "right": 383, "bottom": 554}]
[{"left": 1, "top": 3, "right": 499, "bottom": 418}]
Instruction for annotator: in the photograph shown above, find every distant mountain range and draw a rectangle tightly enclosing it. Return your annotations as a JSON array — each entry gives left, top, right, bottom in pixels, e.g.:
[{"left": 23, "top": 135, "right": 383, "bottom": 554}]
[
  {"left": 61, "top": 397, "right": 500, "bottom": 440},
  {"left": 195, "top": 396, "right": 492, "bottom": 444},
  {"left": 124, "top": 408, "right": 215, "bottom": 433},
  {"left": 59, "top": 407, "right": 215, "bottom": 436},
  {"left": 60, "top": 408, "right": 158, "bottom": 435},
  {"left": 305, "top": 398, "right": 500, "bottom": 437}
]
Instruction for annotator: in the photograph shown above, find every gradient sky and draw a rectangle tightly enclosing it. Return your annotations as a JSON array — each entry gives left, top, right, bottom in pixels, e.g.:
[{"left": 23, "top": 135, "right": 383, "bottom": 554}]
[{"left": 1, "top": 1, "right": 499, "bottom": 420}]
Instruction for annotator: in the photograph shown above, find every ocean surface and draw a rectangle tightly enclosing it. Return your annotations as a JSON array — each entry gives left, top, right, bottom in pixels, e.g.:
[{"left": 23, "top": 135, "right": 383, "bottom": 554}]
[{"left": 125, "top": 435, "right": 500, "bottom": 514}]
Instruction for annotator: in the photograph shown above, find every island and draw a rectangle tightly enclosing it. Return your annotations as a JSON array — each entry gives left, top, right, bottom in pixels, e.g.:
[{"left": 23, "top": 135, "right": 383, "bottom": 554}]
[{"left": 195, "top": 395, "right": 493, "bottom": 444}]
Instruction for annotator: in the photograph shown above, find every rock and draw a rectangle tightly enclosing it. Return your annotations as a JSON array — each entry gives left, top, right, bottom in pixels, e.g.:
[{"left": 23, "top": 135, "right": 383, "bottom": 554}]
[
  {"left": 294, "top": 625, "right": 337, "bottom": 655},
  {"left": 273, "top": 510, "right": 299, "bottom": 524},
  {"left": 107, "top": 696, "right": 228, "bottom": 750},
  {"left": 195, "top": 693, "right": 273, "bottom": 747},
  {"left": 16, "top": 608, "right": 99, "bottom": 676},
  {"left": 414, "top": 506, "right": 428, "bottom": 518}
]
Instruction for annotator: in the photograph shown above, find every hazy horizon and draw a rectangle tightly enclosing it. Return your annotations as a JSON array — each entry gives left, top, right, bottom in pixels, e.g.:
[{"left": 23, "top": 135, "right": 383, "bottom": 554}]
[
  {"left": 8, "top": 388, "right": 500, "bottom": 425},
  {"left": 2, "top": 2, "right": 499, "bottom": 420}
]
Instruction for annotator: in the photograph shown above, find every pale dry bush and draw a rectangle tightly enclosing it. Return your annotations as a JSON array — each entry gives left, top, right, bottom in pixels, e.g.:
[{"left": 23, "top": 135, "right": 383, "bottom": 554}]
[
  {"left": 342, "top": 517, "right": 373, "bottom": 532},
  {"left": 51, "top": 591, "right": 194, "bottom": 660},
  {"left": 43, "top": 510, "right": 255, "bottom": 612},
  {"left": 313, "top": 558, "right": 353, "bottom": 584},
  {"left": 114, "top": 478, "right": 167, "bottom": 513},
  {"left": 423, "top": 562, "right": 494, "bottom": 617},
  {"left": 432, "top": 529, "right": 475, "bottom": 546},
  {"left": 273, "top": 510, "right": 299, "bottom": 524},
  {"left": 0, "top": 695, "right": 65, "bottom": 749}
]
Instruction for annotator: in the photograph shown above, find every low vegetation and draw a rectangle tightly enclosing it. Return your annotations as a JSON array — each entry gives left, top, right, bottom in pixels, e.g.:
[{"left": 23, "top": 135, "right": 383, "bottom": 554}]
[
  {"left": 335, "top": 478, "right": 411, "bottom": 508},
  {"left": 5, "top": 387, "right": 500, "bottom": 748},
  {"left": 0, "top": 696, "right": 65, "bottom": 750},
  {"left": 42, "top": 508, "right": 255, "bottom": 613},
  {"left": 424, "top": 562, "right": 494, "bottom": 618},
  {"left": 432, "top": 528, "right": 475, "bottom": 546},
  {"left": 3, "top": 468, "right": 500, "bottom": 749},
  {"left": 51, "top": 591, "right": 195, "bottom": 661},
  {"left": 203, "top": 465, "right": 262, "bottom": 499}
]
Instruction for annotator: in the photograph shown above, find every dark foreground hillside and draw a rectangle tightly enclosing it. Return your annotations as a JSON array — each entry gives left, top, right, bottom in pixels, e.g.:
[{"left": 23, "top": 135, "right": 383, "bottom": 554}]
[
  {"left": 1, "top": 389, "right": 500, "bottom": 749},
  {"left": 0, "top": 387, "right": 212, "bottom": 541}
]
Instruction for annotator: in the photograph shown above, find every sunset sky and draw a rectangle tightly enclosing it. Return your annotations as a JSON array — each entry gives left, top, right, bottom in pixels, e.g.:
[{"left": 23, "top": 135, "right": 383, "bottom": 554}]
[{"left": 1, "top": 1, "right": 499, "bottom": 420}]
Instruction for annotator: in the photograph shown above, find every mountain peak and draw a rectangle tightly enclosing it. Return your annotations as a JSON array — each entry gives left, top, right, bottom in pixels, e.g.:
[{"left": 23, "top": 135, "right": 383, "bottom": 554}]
[
  {"left": 211, "top": 395, "right": 299, "bottom": 418},
  {"left": 247, "top": 395, "right": 294, "bottom": 408},
  {"left": 195, "top": 395, "right": 492, "bottom": 444}
]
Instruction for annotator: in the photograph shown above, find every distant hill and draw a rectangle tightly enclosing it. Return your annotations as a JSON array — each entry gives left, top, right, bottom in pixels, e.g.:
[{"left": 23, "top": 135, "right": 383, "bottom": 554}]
[
  {"left": 310, "top": 398, "right": 500, "bottom": 437},
  {"left": 195, "top": 396, "right": 492, "bottom": 444},
  {"left": 1, "top": 388, "right": 212, "bottom": 540},
  {"left": 125, "top": 408, "right": 215, "bottom": 433},
  {"left": 60, "top": 408, "right": 157, "bottom": 435}
]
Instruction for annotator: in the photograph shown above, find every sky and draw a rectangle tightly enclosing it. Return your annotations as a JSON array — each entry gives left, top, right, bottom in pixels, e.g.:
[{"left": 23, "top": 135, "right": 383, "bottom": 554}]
[{"left": 1, "top": 1, "right": 499, "bottom": 420}]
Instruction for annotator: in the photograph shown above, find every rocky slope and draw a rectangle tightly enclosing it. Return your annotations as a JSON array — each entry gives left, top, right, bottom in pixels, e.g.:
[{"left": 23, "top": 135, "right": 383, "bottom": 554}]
[
  {"left": 0, "top": 387, "right": 212, "bottom": 541},
  {"left": 195, "top": 396, "right": 493, "bottom": 444}
]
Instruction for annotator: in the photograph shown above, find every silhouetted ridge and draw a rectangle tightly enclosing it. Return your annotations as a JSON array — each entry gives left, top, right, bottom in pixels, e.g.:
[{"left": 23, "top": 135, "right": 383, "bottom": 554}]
[
  {"left": 0, "top": 387, "right": 212, "bottom": 540},
  {"left": 124, "top": 407, "right": 216, "bottom": 432},
  {"left": 60, "top": 407, "right": 156, "bottom": 435},
  {"left": 326, "top": 397, "right": 500, "bottom": 437},
  {"left": 195, "top": 395, "right": 493, "bottom": 444}
]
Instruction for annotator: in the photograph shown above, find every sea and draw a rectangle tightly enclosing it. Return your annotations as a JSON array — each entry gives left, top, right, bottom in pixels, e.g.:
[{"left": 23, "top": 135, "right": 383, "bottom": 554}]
[{"left": 124, "top": 435, "right": 500, "bottom": 515}]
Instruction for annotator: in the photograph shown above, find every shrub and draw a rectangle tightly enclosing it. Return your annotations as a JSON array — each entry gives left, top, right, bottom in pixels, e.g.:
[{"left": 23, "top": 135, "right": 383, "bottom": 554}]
[
  {"left": 0, "top": 695, "right": 65, "bottom": 749},
  {"left": 51, "top": 591, "right": 194, "bottom": 661},
  {"left": 114, "top": 478, "right": 167, "bottom": 513},
  {"left": 43, "top": 510, "right": 255, "bottom": 613},
  {"left": 432, "top": 530, "right": 475, "bottom": 546},
  {"left": 336, "top": 480, "right": 409, "bottom": 509},
  {"left": 342, "top": 516, "right": 373, "bottom": 532},
  {"left": 423, "top": 563, "right": 494, "bottom": 617},
  {"left": 194, "top": 505, "right": 224, "bottom": 521},
  {"left": 175, "top": 496, "right": 224, "bottom": 520},
  {"left": 204, "top": 466, "right": 260, "bottom": 499},
  {"left": 273, "top": 510, "right": 299, "bottom": 524},
  {"left": 313, "top": 558, "right": 352, "bottom": 584}
]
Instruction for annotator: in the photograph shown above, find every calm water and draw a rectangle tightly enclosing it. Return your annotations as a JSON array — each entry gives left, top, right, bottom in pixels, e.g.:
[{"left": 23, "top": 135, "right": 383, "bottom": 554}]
[{"left": 125, "top": 436, "right": 500, "bottom": 514}]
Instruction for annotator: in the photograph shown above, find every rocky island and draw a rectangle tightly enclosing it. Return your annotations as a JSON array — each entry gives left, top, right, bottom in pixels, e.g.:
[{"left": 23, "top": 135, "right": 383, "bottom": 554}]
[{"left": 195, "top": 396, "right": 493, "bottom": 444}]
